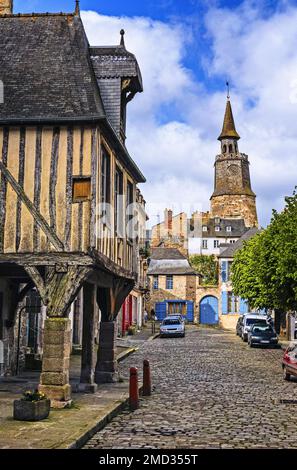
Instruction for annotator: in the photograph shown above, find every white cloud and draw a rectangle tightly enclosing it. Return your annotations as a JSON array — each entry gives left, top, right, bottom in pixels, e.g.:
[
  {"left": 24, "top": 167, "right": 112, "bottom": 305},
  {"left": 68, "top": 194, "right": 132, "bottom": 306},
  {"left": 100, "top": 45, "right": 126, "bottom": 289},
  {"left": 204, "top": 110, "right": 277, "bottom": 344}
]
[{"left": 81, "top": 4, "right": 297, "bottom": 229}]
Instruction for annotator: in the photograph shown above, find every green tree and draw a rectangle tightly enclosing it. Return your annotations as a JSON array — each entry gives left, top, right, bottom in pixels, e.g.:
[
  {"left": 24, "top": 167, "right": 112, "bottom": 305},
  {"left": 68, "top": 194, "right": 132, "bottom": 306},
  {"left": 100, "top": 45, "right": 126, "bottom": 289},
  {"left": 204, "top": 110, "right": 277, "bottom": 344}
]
[
  {"left": 189, "top": 254, "right": 218, "bottom": 286},
  {"left": 232, "top": 189, "right": 297, "bottom": 312}
]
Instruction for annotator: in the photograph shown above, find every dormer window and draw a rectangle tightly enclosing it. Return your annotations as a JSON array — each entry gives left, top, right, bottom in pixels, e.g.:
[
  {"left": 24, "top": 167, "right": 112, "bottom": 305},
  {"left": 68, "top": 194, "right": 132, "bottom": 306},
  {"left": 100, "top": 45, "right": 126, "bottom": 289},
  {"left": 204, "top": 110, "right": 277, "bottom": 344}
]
[
  {"left": 215, "top": 226, "right": 220, "bottom": 232},
  {"left": 202, "top": 226, "right": 208, "bottom": 232},
  {"left": 226, "top": 226, "right": 232, "bottom": 232},
  {"left": 215, "top": 217, "right": 220, "bottom": 224}
]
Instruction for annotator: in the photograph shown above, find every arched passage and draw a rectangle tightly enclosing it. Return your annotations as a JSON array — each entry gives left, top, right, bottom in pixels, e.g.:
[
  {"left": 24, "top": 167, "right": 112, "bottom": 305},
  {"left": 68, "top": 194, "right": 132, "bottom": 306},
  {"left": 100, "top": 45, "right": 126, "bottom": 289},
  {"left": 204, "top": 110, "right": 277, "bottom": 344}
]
[{"left": 199, "top": 295, "right": 219, "bottom": 325}]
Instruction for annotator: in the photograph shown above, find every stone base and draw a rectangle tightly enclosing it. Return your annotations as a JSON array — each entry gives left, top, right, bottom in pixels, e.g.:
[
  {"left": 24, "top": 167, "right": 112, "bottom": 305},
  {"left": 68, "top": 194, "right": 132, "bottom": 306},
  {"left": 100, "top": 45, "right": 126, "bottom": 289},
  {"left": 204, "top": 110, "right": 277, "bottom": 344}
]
[
  {"left": 95, "top": 371, "right": 118, "bottom": 384},
  {"left": 50, "top": 399, "right": 73, "bottom": 409},
  {"left": 39, "top": 384, "right": 71, "bottom": 407},
  {"left": 76, "top": 383, "right": 98, "bottom": 393}
]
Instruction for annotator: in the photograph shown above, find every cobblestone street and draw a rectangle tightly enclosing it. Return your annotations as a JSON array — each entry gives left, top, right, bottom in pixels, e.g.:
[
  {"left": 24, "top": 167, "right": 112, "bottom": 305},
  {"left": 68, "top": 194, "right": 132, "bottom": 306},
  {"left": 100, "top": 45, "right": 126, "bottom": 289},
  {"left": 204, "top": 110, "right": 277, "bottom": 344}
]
[{"left": 85, "top": 326, "right": 297, "bottom": 449}]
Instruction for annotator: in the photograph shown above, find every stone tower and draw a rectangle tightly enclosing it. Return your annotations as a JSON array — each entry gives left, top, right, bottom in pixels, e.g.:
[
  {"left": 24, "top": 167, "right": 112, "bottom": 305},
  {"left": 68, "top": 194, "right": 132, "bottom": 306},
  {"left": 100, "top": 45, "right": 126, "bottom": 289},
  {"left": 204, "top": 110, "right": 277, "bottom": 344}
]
[
  {"left": 210, "top": 97, "right": 258, "bottom": 227},
  {"left": 0, "top": 1, "right": 13, "bottom": 15}
]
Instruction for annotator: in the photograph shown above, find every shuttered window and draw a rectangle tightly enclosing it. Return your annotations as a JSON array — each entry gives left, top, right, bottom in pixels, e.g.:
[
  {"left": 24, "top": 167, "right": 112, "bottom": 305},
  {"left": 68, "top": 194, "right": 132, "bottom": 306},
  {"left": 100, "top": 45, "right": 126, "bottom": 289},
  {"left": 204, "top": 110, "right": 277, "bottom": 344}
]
[{"left": 72, "top": 177, "right": 91, "bottom": 202}]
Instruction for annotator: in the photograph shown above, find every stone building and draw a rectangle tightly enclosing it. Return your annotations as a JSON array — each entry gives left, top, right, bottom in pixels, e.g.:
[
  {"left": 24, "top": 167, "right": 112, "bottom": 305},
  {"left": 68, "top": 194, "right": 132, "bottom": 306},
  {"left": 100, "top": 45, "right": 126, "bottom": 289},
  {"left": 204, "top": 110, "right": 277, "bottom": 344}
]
[
  {"left": 218, "top": 227, "right": 260, "bottom": 330},
  {"left": 210, "top": 97, "right": 258, "bottom": 228},
  {"left": 0, "top": 2, "right": 147, "bottom": 406},
  {"left": 147, "top": 248, "right": 198, "bottom": 321}
]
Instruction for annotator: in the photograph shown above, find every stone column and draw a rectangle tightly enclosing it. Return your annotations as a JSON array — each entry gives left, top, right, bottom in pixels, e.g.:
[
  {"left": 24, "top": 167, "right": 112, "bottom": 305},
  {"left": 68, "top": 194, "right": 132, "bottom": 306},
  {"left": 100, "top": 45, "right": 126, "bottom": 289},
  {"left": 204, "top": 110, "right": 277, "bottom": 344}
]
[
  {"left": 78, "top": 283, "right": 97, "bottom": 393},
  {"left": 95, "top": 321, "right": 118, "bottom": 384},
  {"left": 39, "top": 318, "right": 72, "bottom": 408}
]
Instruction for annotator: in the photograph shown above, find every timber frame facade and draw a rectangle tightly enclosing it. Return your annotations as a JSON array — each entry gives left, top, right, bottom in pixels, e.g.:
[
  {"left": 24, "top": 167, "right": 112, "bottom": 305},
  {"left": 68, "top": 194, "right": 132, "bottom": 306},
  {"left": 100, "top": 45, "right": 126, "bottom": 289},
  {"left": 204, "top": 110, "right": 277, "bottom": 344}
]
[{"left": 0, "top": 4, "right": 146, "bottom": 407}]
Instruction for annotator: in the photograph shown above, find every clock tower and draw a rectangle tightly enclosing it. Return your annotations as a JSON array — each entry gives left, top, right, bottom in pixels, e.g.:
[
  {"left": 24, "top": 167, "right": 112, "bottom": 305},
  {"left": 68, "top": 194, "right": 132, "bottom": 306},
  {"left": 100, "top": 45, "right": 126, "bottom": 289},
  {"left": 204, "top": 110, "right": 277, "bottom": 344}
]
[{"left": 210, "top": 96, "right": 258, "bottom": 227}]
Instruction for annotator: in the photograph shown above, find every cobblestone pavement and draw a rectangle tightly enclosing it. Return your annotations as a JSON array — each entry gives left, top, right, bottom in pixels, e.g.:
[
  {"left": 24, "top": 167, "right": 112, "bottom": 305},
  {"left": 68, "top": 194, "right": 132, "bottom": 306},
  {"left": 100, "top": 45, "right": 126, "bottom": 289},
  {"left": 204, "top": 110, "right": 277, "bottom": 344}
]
[{"left": 84, "top": 327, "right": 297, "bottom": 449}]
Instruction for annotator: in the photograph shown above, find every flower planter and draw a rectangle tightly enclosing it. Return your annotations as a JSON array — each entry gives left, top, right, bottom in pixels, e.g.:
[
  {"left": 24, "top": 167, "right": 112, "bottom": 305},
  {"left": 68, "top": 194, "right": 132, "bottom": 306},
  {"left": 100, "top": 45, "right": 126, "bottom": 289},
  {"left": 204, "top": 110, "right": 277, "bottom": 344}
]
[{"left": 13, "top": 399, "right": 50, "bottom": 421}]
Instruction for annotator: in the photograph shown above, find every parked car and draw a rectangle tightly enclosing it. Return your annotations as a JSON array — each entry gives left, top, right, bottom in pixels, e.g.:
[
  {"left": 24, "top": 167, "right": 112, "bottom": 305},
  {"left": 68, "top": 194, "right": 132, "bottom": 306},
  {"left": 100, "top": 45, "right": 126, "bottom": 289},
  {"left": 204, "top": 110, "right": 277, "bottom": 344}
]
[
  {"left": 241, "top": 314, "right": 268, "bottom": 342},
  {"left": 236, "top": 316, "right": 244, "bottom": 337},
  {"left": 282, "top": 342, "right": 297, "bottom": 380},
  {"left": 160, "top": 317, "right": 185, "bottom": 338},
  {"left": 247, "top": 324, "right": 278, "bottom": 348},
  {"left": 168, "top": 314, "right": 185, "bottom": 323}
]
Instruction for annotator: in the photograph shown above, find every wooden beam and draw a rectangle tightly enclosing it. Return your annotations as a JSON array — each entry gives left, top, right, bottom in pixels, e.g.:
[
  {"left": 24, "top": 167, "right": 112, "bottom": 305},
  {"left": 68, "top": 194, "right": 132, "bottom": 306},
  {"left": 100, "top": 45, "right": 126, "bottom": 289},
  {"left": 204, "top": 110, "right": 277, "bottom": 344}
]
[
  {"left": 0, "top": 160, "right": 64, "bottom": 251},
  {"left": 23, "top": 266, "right": 48, "bottom": 303},
  {"left": 0, "top": 253, "right": 94, "bottom": 266},
  {"left": 89, "top": 247, "right": 136, "bottom": 281}
]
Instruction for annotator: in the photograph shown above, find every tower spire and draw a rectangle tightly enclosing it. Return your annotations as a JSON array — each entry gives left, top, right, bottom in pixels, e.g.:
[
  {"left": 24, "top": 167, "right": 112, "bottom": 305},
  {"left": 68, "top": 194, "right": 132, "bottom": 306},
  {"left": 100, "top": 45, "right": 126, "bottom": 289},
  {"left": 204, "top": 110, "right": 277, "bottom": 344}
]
[
  {"left": 75, "top": 0, "right": 80, "bottom": 16},
  {"left": 218, "top": 93, "right": 240, "bottom": 141}
]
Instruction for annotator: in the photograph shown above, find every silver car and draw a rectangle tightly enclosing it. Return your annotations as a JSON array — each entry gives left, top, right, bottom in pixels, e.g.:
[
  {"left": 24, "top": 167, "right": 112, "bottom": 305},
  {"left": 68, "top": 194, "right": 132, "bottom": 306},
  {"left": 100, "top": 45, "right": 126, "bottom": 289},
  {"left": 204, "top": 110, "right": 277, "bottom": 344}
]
[
  {"left": 241, "top": 313, "right": 268, "bottom": 342},
  {"left": 160, "top": 317, "right": 185, "bottom": 338}
]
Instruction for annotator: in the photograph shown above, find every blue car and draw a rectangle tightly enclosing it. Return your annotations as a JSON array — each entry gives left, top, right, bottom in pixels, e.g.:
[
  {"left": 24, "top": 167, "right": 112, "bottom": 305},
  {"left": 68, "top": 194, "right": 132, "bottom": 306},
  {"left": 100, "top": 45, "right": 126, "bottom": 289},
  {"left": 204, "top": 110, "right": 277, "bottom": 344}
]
[{"left": 160, "top": 317, "right": 185, "bottom": 338}]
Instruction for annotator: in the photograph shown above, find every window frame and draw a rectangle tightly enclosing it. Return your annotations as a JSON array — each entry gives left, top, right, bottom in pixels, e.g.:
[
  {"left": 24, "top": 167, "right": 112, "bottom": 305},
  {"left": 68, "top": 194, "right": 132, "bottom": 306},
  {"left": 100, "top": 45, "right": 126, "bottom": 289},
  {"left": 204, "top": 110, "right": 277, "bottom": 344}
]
[
  {"left": 166, "top": 275, "right": 174, "bottom": 290},
  {"left": 114, "top": 166, "right": 123, "bottom": 236},
  {"left": 100, "top": 145, "right": 111, "bottom": 205}
]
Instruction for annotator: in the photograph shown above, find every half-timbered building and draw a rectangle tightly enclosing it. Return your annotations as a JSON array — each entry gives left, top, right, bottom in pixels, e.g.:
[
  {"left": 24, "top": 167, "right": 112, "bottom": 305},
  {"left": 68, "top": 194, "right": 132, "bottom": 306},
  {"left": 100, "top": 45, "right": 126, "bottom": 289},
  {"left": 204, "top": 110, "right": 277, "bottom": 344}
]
[{"left": 0, "top": 1, "right": 146, "bottom": 407}]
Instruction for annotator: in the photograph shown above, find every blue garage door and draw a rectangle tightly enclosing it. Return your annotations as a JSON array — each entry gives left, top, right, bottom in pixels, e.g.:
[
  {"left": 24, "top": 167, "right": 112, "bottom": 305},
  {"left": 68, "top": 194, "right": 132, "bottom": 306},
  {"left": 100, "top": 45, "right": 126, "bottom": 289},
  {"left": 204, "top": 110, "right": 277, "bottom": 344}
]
[
  {"left": 155, "top": 302, "right": 167, "bottom": 321},
  {"left": 200, "top": 296, "right": 219, "bottom": 325}
]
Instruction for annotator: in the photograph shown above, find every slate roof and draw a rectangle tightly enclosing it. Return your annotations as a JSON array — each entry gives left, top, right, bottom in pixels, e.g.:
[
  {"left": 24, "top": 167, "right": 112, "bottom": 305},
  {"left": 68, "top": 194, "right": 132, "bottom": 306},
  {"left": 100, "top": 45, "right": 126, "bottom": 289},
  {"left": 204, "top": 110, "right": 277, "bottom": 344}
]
[
  {"left": 218, "top": 98, "right": 240, "bottom": 141},
  {"left": 148, "top": 248, "right": 197, "bottom": 275},
  {"left": 150, "top": 248, "right": 187, "bottom": 260},
  {"left": 0, "top": 14, "right": 104, "bottom": 123},
  {"left": 218, "top": 227, "right": 260, "bottom": 258},
  {"left": 0, "top": 12, "right": 146, "bottom": 183},
  {"left": 202, "top": 218, "right": 249, "bottom": 238},
  {"left": 90, "top": 46, "right": 143, "bottom": 91}
]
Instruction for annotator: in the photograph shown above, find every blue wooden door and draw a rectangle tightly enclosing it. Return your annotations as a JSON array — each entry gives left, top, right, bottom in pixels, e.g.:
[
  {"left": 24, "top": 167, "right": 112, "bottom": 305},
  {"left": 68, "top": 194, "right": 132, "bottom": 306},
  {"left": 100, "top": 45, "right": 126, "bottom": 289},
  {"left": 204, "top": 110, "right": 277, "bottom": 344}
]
[
  {"left": 155, "top": 302, "right": 167, "bottom": 321},
  {"left": 200, "top": 296, "right": 219, "bottom": 325},
  {"left": 186, "top": 301, "right": 194, "bottom": 322}
]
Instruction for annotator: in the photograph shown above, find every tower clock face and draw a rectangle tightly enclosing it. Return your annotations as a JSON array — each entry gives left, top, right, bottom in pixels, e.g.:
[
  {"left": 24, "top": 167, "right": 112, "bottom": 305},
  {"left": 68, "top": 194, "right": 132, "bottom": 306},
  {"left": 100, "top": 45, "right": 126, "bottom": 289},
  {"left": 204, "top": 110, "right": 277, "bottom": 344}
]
[{"left": 227, "top": 164, "right": 240, "bottom": 176}]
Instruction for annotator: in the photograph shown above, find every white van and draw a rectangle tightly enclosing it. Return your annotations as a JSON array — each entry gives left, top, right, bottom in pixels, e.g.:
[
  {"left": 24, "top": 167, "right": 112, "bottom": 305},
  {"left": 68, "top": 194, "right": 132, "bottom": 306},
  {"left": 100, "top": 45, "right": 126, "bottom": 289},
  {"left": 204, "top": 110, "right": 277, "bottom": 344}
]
[{"left": 241, "top": 313, "right": 268, "bottom": 342}]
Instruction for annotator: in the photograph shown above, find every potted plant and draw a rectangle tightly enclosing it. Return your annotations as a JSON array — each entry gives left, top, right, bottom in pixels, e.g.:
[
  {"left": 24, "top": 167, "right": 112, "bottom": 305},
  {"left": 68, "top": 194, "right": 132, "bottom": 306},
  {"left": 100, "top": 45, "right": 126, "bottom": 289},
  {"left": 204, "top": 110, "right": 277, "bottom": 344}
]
[
  {"left": 127, "top": 325, "right": 137, "bottom": 336},
  {"left": 13, "top": 389, "right": 50, "bottom": 421}
]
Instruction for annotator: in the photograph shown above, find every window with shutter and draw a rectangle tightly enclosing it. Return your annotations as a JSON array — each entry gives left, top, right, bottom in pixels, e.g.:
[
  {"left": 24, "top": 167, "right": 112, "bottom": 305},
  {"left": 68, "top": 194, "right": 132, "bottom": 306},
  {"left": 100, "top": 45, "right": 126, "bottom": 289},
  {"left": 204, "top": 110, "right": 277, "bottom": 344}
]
[{"left": 72, "top": 177, "right": 91, "bottom": 202}]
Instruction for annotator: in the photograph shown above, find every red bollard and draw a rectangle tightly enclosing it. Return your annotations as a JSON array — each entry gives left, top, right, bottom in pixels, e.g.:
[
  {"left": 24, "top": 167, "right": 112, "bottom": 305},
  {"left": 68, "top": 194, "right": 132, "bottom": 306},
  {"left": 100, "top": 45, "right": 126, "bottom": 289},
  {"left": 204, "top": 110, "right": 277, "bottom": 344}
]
[
  {"left": 143, "top": 360, "right": 152, "bottom": 396},
  {"left": 129, "top": 367, "right": 139, "bottom": 411}
]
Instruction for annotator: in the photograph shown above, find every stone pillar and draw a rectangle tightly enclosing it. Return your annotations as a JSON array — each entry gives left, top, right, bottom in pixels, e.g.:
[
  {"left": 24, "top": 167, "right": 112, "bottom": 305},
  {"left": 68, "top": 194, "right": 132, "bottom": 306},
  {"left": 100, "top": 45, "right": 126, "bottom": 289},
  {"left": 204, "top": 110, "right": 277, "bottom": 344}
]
[
  {"left": 78, "top": 283, "right": 97, "bottom": 393},
  {"left": 39, "top": 318, "right": 72, "bottom": 408},
  {"left": 95, "top": 321, "right": 118, "bottom": 384}
]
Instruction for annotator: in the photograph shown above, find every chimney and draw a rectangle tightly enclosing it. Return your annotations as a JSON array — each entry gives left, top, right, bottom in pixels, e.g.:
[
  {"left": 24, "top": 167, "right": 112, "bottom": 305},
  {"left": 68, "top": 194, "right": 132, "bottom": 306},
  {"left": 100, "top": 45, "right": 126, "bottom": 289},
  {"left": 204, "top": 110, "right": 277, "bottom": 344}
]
[
  {"left": 0, "top": 0, "right": 13, "bottom": 15},
  {"left": 164, "top": 209, "right": 173, "bottom": 237}
]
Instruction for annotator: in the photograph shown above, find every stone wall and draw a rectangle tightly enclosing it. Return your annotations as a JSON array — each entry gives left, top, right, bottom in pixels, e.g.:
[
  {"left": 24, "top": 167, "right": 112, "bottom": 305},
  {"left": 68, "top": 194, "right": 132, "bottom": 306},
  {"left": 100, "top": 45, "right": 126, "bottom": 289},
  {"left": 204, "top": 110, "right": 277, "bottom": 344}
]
[
  {"left": 196, "top": 286, "right": 220, "bottom": 323},
  {"left": 211, "top": 194, "right": 258, "bottom": 228},
  {"left": 219, "top": 314, "right": 240, "bottom": 331},
  {"left": 146, "top": 274, "right": 197, "bottom": 314}
]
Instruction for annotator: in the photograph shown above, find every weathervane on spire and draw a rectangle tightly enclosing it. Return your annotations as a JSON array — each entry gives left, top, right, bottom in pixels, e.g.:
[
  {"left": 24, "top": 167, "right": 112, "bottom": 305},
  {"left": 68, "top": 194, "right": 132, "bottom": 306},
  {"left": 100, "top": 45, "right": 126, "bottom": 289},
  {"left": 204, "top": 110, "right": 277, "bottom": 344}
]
[
  {"left": 120, "top": 29, "right": 125, "bottom": 48},
  {"left": 226, "top": 81, "right": 230, "bottom": 100}
]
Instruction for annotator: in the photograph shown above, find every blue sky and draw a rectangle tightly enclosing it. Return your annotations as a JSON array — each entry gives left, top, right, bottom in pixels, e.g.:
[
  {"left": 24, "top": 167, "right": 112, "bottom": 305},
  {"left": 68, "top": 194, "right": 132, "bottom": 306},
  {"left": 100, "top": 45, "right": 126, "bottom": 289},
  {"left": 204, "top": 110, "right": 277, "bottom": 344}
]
[{"left": 14, "top": 1, "right": 297, "bottom": 227}]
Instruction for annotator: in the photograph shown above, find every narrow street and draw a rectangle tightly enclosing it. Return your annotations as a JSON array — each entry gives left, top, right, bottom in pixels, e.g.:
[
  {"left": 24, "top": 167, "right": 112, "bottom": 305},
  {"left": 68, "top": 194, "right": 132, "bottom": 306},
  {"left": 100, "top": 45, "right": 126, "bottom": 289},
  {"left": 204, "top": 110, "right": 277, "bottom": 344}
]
[{"left": 85, "top": 327, "right": 297, "bottom": 449}]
